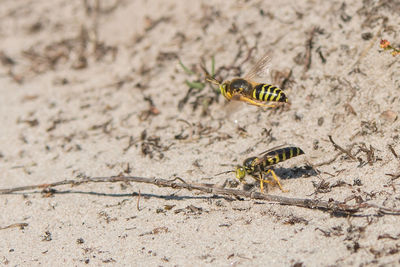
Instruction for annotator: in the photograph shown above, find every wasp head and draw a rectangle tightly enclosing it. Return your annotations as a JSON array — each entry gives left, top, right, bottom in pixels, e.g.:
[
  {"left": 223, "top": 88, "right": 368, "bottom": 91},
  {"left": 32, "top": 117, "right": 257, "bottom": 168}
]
[
  {"left": 220, "top": 81, "right": 232, "bottom": 100},
  {"left": 235, "top": 157, "right": 257, "bottom": 181},
  {"left": 235, "top": 165, "right": 246, "bottom": 181}
]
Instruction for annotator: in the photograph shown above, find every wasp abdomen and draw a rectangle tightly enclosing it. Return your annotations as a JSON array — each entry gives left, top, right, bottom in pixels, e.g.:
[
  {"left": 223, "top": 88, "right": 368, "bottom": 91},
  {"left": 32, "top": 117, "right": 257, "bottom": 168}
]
[
  {"left": 265, "top": 147, "right": 304, "bottom": 166},
  {"left": 253, "top": 84, "right": 287, "bottom": 102}
]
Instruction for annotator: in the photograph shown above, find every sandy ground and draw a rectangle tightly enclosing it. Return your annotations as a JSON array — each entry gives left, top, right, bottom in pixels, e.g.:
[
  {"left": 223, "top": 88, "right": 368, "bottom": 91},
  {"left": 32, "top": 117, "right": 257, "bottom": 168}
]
[{"left": 1, "top": 0, "right": 400, "bottom": 266}]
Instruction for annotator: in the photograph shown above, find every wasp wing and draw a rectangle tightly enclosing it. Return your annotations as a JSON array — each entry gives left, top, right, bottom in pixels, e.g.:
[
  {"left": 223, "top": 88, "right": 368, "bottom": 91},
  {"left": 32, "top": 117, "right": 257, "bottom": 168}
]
[
  {"left": 244, "top": 52, "right": 272, "bottom": 81},
  {"left": 258, "top": 144, "right": 291, "bottom": 156}
]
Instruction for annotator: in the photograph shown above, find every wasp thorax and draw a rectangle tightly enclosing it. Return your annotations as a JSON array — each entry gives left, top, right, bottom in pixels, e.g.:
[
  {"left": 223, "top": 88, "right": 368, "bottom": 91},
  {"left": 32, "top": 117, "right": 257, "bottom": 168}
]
[
  {"left": 243, "top": 157, "right": 257, "bottom": 173},
  {"left": 230, "top": 78, "right": 252, "bottom": 93}
]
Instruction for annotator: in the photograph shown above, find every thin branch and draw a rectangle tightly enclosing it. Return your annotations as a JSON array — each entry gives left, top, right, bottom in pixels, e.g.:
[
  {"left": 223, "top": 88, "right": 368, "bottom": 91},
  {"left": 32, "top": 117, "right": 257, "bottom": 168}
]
[
  {"left": 389, "top": 144, "right": 398, "bottom": 159},
  {"left": 0, "top": 223, "right": 29, "bottom": 230},
  {"left": 328, "top": 135, "right": 357, "bottom": 161},
  {"left": 302, "top": 26, "right": 323, "bottom": 76},
  {"left": 311, "top": 151, "right": 342, "bottom": 167},
  {"left": 1, "top": 176, "right": 400, "bottom": 215}
]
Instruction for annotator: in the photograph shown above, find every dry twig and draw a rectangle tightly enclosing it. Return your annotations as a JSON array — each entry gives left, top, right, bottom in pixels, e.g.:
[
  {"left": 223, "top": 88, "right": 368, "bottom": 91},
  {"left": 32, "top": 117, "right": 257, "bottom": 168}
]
[
  {"left": 389, "top": 144, "right": 398, "bottom": 159},
  {"left": 302, "top": 26, "right": 324, "bottom": 77},
  {"left": 328, "top": 135, "right": 357, "bottom": 161},
  {"left": 0, "top": 223, "right": 29, "bottom": 230},
  {"left": 1, "top": 176, "right": 400, "bottom": 215}
]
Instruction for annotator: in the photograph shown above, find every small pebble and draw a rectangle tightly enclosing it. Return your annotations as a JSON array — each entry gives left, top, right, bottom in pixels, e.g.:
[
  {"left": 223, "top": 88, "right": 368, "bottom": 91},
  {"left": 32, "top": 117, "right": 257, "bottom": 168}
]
[{"left": 380, "top": 110, "right": 398, "bottom": 123}]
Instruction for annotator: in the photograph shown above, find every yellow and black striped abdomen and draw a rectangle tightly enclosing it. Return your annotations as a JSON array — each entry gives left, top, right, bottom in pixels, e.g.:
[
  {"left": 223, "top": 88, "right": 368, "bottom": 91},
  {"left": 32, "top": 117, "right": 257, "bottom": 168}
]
[
  {"left": 263, "top": 147, "right": 304, "bottom": 167},
  {"left": 252, "top": 84, "right": 287, "bottom": 103}
]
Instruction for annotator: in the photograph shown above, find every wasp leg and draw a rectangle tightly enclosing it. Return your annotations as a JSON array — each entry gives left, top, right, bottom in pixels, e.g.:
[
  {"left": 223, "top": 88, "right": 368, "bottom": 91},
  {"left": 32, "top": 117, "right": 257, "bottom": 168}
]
[
  {"left": 234, "top": 94, "right": 276, "bottom": 108},
  {"left": 265, "top": 169, "right": 289, "bottom": 192},
  {"left": 257, "top": 172, "right": 274, "bottom": 193}
]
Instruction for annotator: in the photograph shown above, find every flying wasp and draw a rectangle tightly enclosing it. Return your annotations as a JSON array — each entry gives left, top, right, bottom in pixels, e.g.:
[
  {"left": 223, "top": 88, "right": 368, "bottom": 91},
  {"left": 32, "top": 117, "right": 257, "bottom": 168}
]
[
  {"left": 206, "top": 53, "right": 288, "bottom": 108},
  {"left": 234, "top": 146, "right": 304, "bottom": 193}
]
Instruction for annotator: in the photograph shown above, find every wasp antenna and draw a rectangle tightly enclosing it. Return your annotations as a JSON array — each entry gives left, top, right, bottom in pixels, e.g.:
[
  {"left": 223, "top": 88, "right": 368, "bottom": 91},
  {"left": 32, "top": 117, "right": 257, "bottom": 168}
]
[
  {"left": 205, "top": 75, "right": 221, "bottom": 86},
  {"left": 200, "top": 62, "right": 209, "bottom": 75},
  {"left": 214, "top": 170, "right": 234, "bottom": 176}
]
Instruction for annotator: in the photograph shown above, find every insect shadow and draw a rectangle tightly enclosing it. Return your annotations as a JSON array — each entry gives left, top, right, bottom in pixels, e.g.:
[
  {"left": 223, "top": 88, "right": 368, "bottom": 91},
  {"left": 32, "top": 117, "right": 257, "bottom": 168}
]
[
  {"left": 242, "top": 165, "right": 317, "bottom": 192},
  {"left": 273, "top": 165, "right": 317, "bottom": 180}
]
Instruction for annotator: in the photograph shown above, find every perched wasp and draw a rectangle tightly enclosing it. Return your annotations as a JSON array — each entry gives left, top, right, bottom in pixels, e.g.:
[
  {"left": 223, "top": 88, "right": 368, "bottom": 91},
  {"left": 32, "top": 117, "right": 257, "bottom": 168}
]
[
  {"left": 206, "top": 53, "right": 288, "bottom": 108},
  {"left": 235, "top": 146, "right": 305, "bottom": 193}
]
